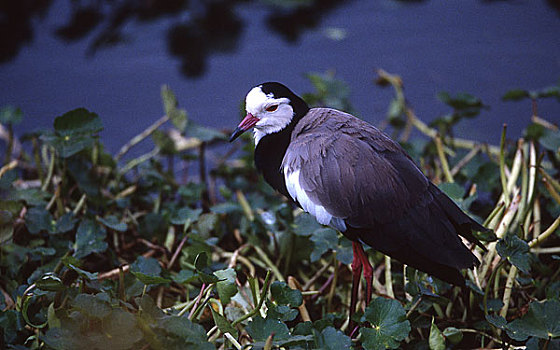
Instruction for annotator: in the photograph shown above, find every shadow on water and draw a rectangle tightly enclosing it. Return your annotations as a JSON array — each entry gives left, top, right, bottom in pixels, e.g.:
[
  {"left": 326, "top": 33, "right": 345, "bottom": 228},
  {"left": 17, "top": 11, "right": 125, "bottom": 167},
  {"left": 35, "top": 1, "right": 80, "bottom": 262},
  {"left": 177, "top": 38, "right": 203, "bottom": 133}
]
[
  {"left": 0, "top": 0, "right": 52, "bottom": 63},
  {"left": 0, "top": 0, "right": 357, "bottom": 77},
  {"left": 167, "top": 1, "right": 244, "bottom": 77},
  {"left": 3, "top": 0, "right": 558, "bottom": 75},
  {"left": 265, "top": 0, "right": 351, "bottom": 42}
]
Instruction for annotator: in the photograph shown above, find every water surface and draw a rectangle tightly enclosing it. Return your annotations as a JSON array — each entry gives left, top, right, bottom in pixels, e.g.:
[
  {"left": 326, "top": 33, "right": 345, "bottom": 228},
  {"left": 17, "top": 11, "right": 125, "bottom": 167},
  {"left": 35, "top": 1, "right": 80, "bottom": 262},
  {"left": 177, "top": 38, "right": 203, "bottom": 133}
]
[{"left": 1, "top": 0, "right": 559, "bottom": 155}]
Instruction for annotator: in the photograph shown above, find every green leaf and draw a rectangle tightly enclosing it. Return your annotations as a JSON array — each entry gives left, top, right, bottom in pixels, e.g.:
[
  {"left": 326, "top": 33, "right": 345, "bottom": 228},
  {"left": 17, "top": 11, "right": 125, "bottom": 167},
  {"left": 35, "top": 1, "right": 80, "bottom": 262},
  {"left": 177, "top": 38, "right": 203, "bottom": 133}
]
[
  {"left": 194, "top": 252, "right": 219, "bottom": 284},
  {"left": 437, "top": 91, "right": 485, "bottom": 112},
  {"left": 186, "top": 122, "right": 226, "bottom": 142},
  {"left": 194, "top": 212, "right": 219, "bottom": 237},
  {"left": 162, "top": 85, "right": 188, "bottom": 132},
  {"left": 152, "top": 129, "right": 177, "bottom": 154},
  {"left": 67, "top": 264, "right": 98, "bottom": 280},
  {"left": 210, "top": 202, "right": 242, "bottom": 214},
  {"left": 210, "top": 308, "right": 238, "bottom": 337},
  {"left": 53, "top": 108, "right": 103, "bottom": 135},
  {"left": 443, "top": 327, "right": 463, "bottom": 344},
  {"left": 336, "top": 237, "right": 354, "bottom": 265},
  {"left": 13, "top": 188, "right": 49, "bottom": 206},
  {"left": 35, "top": 273, "right": 65, "bottom": 292},
  {"left": 54, "top": 212, "right": 78, "bottom": 233},
  {"left": 310, "top": 228, "right": 339, "bottom": 262},
  {"left": 44, "top": 108, "right": 103, "bottom": 158},
  {"left": 73, "top": 219, "right": 108, "bottom": 259},
  {"left": 360, "top": 298, "right": 411, "bottom": 350},
  {"left": 214, "top": 268, "right": 237, "bottom": 305},
  {"left": 496, "top": 234, "right": 531, "bottom": 274},
  {"left": 137, "top": 296, "right": 214, "bottom": 350},
  {"left": 387, "top": 98, "right": 405, "bottom": 119},
  {"left": 270, "top": 281, "right": 303, "bottom": 307},
  {"left": 194, "top": 251, "right": 210, "bottom": 270},
  {"left": 170, "top": 207, "right": 202, "bottom": 225},
  {"left": 0, "top": 210, "right": 13, "bottom": 243},
  {"left": 429, "top": 318, "right": 445, "bottom": 350},
  {"left": 538, "top": 84, "right": 560, "bottom": 99},
  {"left": 172, "top": 269, "right": 197, "bottom": 284},
  {"left": 42, "top": 328, "right": 82, "bottom": 350},
  {"left": 49, "top": 134, "right": 90, "bottom": 157},
  {"left": 25, "top": 207, "right": 55, "bottom": 234},
  {"left": 486, "top": 314, "right": 507, "bottom": 329},
  {"left": 539, "top": 128, "right": 560, "bottom": 152},
  {"left": 66, "top": 157, "right": 100, "bottom": 196},
  {"left": 157, "top": 316, "right": 214, "bottom": 350},
  {"left": 438, "top": 182, "right": 465, "bottom": 200},
  {"left": 130, "top": 256, "right": 171, "bottom": 285},
  {"left": 0, "top": 199, "right": 23, "bottom": 215},
  {"left": 503, "top": 89, "right": 530, "bottom": 101},
  {"left": 30, "top": 246, "right": 56, "bottom": 259},
  {"left": 98, "top": 215, "right": 127, "bottom": 232},
  {"left": 546, "top": 281, "right": 560, "bottom": 300},
  {"left": 266, "top": 300, "right": 299, "bottom": 322},
  {"left": 137, "top": 212, "right": 168, "bottom": 239},
  {"left": 314, "top": 326, "right": 352, "bottom": 350},
  {"left": 506, "top": 299, "right": 560, "bottom": 340},
  {"left": 71, "top": 293, "right": 112, "bottom": 319},
  {"left": 246, "top": 316, "right": 291, "bottom": 341},
  {"left": 305, "top": 72, "right": 353, "bottom": 111},
  {"left": 0, "top": 106, "right": 23, "bottom": 124},
  {"left": 47, "top": 302, "right": 61, "bottom": 329},
  {"left": 293, "top": 213, "right": 322, "bottom": 236},
  {"left": 102, "top": 308, "right": 143, "bottom": 349},
  {"left": 483, "top": 298, "right": 505, "bottom": 312}
]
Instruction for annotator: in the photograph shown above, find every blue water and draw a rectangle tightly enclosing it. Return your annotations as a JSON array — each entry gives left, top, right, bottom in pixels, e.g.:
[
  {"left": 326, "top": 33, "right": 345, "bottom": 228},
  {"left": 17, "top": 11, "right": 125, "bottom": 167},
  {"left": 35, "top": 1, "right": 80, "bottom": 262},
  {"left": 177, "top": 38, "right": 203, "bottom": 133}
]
[{"left": 1, "top": 0, "right": 559, "bottom": 156}]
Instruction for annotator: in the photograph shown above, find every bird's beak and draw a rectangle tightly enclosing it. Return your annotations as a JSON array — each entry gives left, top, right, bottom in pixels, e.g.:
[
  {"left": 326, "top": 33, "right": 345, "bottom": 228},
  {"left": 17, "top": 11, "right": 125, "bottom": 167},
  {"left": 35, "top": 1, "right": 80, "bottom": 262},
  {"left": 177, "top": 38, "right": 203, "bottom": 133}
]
[{"left": 229, "top": 113, "right": 259, "bottom": 142}]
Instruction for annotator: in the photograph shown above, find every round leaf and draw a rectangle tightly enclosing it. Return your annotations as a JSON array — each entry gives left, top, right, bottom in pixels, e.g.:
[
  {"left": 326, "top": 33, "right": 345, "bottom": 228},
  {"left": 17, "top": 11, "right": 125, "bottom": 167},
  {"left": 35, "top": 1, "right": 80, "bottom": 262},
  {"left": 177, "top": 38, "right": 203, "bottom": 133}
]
[{"left": 360, "top": 298, "right": 411, "bottom": 350}]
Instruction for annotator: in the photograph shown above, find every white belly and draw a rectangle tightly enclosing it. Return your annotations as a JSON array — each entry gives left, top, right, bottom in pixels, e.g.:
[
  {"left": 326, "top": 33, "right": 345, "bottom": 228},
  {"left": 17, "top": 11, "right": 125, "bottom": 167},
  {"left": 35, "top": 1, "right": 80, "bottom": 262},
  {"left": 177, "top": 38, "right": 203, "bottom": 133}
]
[{"left": 284, "top": 168, "right": 347, "bottom": 232}]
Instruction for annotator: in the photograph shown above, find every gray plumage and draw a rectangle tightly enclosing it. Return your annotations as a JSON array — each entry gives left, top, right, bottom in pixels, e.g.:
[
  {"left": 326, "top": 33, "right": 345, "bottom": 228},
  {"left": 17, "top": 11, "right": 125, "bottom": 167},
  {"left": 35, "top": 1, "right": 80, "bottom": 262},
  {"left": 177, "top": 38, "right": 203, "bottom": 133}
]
[{"left": 282, "top": 108, "right": 485, "bottom": 284}]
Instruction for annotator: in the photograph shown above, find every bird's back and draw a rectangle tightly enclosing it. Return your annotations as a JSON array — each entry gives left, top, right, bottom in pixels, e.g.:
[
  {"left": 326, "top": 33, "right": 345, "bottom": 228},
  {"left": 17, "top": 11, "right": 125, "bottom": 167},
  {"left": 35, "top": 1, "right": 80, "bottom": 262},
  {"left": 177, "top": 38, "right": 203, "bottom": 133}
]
[{"left": 283, "top": 108, "right": 486, "bottom": 285}]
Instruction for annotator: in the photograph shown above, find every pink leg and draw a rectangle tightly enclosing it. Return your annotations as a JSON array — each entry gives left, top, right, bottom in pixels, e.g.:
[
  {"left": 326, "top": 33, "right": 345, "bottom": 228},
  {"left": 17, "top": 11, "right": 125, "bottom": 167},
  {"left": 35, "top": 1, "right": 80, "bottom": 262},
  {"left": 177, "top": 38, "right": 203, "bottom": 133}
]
[
  {"left": 350, "top": 241, "right": 363, "bottom": 320},
  {"left": 354, "top": 242, "right": 373, "bottom": 305}
]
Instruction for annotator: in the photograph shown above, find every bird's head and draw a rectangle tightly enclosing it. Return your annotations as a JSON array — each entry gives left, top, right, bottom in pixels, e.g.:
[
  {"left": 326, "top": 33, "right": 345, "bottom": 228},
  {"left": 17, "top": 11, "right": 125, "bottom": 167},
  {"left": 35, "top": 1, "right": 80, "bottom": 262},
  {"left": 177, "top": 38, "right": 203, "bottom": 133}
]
[{"left": 229, "top": 82, "right": 309, "bottom": 143}]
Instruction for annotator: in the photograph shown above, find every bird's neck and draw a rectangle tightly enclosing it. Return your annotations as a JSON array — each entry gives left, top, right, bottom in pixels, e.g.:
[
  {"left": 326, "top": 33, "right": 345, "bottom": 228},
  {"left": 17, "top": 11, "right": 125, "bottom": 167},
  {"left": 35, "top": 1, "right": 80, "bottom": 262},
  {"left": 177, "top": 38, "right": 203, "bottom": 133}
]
[{"left": 254, "top": 103, "right": 308, "bottom": 199}]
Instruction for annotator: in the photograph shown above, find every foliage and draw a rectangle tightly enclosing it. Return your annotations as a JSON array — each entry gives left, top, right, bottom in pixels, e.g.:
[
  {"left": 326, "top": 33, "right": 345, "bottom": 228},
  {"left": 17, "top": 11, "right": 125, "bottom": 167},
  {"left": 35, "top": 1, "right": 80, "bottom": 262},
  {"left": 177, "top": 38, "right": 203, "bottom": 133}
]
[{"left": 0, "top": 73, "right": 559, "bottom": 349}]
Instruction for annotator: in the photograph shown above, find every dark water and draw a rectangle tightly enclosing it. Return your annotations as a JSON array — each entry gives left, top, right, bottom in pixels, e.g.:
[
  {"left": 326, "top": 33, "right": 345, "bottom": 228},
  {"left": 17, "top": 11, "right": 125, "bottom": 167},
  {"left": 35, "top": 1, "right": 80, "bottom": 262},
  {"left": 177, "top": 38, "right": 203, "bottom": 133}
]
[{"left": 1, "top": 0, "right": 559, "bottom": 156}]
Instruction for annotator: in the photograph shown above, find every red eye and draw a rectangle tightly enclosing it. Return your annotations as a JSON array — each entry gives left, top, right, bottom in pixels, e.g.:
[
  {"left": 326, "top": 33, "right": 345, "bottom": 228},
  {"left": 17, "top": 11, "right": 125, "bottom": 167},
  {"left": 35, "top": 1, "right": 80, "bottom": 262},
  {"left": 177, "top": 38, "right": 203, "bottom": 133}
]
[{"left": 265, "top": 105, "right": 278, "bottom": 112}]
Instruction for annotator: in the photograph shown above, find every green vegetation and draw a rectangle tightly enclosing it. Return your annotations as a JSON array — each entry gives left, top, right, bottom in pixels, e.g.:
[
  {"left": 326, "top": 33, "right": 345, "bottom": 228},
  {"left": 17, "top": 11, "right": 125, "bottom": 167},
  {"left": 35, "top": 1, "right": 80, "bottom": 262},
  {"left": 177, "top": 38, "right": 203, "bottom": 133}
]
[{"left": 1, "top": 72, "right": 559, "bottom": 349}]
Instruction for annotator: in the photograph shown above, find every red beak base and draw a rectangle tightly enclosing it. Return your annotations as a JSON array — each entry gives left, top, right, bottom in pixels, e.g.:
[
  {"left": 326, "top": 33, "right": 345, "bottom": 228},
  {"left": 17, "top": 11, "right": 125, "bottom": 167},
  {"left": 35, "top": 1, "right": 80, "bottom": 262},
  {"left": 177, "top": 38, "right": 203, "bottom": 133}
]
[{"left": 229, "top": 113, "right": 259, "bottom": 142}]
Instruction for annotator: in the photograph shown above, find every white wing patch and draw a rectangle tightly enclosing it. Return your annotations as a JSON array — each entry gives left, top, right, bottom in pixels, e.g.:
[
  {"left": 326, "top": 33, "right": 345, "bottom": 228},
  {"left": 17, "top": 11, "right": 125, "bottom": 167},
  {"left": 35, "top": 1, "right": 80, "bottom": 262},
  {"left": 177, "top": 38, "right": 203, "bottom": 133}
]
[{"left": 285, "top": 169, "right": 347, "bottom": 232}]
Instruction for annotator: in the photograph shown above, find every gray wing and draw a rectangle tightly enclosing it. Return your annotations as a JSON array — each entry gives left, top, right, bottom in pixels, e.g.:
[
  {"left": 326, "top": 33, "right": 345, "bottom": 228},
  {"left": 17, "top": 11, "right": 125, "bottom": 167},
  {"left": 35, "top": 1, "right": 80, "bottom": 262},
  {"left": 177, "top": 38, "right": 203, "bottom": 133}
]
[{"left": 283, "top": 108, "right": 429, "bottom": 228}]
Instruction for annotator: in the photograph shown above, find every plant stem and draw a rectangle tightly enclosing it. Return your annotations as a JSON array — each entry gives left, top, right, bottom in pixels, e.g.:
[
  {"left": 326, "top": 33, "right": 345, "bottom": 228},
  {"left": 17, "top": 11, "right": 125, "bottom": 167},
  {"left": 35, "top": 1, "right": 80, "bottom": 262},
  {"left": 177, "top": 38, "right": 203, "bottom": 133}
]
[
  {"left": 326, "top": 253, "right": 338, "bottom": 311},
  {"left": 115, "top": 115, "right": 169, "bottom": 161},
  {"left": 499, "top": 124, "right": 509, "bottom": 207},
  {"left": 41, "top": 147, "right": 55, "bottom": 192},
  {"left": 384, "top": 255, "right": 394, "bottom": 298},
  {"left": 232, "top": 270, "right": 272, "bottom": 327},
  {"left": 188, "top": 283, "right": 207, "bottom": 320},
  {"left": 479, "top": 193, "right": 520, "bottom": 282},
  {"left": 72, "top": 194, "right": 87, "bottom": 215},
  {"left": 450, "top": 145, "right": 480, "bottom": 177},
  {"left": 119, "top": 147, "right": 160, "bottom": 175},
  {"left": 252, "top": 245, "right": 284, "bottom": 282},
  {"left": 435, "top": 134, "right": 454, "bottom": 183},
  {"left": 499, "top": 265, "right": 518, "bottom": 318},
  {"left": 224, "top": 332, "right": 242, "bottom": 350},
  {"left": 528, "top": 215, "right": 560, "bottom": 248},
  {"left": 236, "top": 190, "right": 254, "bottom": 222}
]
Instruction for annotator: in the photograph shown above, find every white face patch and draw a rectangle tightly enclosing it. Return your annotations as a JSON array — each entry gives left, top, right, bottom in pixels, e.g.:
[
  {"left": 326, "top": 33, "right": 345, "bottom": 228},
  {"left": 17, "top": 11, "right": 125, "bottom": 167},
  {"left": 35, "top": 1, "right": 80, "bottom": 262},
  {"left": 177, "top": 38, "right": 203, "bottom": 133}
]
[
  {"left": 284, "top": 168, "right": 347, "bottom": 232},
  {"left": 245, "top": 86, "right": 294, "bottom": 145}
]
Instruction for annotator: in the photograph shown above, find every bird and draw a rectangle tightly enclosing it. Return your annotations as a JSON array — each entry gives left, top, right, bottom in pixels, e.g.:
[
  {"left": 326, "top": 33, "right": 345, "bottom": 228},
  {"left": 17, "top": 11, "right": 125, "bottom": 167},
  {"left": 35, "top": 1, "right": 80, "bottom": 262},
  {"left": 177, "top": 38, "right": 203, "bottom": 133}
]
[{"left": 229, "top": 82, "right": 487, "bottom": 321}]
